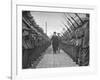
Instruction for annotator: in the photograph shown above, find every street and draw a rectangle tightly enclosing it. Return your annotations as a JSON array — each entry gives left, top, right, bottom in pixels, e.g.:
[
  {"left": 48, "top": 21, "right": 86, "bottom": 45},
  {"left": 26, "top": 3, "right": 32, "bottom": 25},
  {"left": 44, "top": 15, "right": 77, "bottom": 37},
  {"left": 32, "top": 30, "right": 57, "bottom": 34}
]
[{"left": 36, "top": 45, "right": 78, "bottom": 68}]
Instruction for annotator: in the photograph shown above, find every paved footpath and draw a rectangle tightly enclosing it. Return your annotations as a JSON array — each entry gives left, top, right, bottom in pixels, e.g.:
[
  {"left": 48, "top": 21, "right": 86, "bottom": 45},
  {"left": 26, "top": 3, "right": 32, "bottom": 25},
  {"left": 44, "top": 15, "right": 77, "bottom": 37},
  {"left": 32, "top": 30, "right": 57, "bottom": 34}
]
[{"left": 36, "top": 46, "right": 78, "bottom": 68}]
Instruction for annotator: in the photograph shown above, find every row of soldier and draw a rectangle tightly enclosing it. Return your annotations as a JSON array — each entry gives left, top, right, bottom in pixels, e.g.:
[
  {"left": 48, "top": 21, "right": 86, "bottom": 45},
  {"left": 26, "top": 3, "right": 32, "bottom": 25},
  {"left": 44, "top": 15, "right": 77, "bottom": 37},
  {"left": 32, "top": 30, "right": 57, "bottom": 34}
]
[{"left": 61, "top": 21, "right": 89, "bottom": 66}]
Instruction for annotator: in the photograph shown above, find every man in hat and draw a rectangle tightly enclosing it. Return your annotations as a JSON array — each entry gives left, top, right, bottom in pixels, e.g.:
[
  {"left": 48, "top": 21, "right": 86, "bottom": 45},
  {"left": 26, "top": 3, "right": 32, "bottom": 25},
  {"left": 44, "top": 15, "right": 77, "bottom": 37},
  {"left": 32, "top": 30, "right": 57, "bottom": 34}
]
[{"left": 51, "top": 32, "right": 59, "bottom": 54}]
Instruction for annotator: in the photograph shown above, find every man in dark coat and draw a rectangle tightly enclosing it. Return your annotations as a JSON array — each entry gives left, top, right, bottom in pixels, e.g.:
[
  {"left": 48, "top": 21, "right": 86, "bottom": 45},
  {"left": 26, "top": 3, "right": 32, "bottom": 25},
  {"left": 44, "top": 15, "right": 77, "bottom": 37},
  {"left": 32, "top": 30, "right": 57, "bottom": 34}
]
[
  {"left": 51, "top": 32, "right": 59, "bottom": 54},
  {"left": 57, "top": 33, "right": 61, "bottom": 53}
]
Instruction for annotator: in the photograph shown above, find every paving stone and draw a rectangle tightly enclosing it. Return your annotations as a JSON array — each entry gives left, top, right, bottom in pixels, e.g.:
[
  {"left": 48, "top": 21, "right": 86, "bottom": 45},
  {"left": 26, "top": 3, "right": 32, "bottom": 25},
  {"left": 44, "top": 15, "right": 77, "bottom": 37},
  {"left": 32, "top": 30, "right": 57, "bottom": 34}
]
[{"left": 36, "top": 46, "right": 78, "bottom": 68}]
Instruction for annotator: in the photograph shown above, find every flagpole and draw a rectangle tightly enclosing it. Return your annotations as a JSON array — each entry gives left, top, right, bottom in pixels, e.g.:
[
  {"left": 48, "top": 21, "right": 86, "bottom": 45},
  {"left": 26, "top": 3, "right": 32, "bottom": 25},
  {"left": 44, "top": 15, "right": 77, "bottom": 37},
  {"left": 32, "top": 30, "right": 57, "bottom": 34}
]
[{"left": 45, "top": 21, "right": 47, "bottom": 35}]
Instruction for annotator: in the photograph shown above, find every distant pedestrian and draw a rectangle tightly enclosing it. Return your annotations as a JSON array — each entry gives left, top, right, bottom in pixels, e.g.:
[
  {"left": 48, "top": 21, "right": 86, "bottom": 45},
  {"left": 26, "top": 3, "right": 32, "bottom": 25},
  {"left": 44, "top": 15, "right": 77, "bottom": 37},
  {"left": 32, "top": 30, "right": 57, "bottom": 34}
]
[
  {"left": 51, "top": 32, "right": 59, "bottom": 54},
  {"left": 57, "top": 33, "right": 61, "bottom": 53}
]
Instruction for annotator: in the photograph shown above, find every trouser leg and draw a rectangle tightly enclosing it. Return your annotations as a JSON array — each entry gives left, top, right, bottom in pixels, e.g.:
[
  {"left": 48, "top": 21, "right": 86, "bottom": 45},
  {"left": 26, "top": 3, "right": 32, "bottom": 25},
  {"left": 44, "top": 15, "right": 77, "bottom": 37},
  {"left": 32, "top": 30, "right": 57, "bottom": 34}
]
[
  {"left": 52, "top": 45, "right": 56, "bottom": 53},
  {"left": 81, "top": 47, "right": 89, "bottom": 66}
]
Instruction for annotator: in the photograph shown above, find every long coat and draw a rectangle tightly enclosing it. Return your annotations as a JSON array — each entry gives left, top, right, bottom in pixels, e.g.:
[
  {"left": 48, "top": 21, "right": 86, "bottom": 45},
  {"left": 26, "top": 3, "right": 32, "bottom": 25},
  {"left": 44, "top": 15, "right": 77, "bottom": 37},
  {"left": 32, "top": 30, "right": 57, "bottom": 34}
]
[{"left": 51, "top": 35, "right": 59, "bottom": 50}]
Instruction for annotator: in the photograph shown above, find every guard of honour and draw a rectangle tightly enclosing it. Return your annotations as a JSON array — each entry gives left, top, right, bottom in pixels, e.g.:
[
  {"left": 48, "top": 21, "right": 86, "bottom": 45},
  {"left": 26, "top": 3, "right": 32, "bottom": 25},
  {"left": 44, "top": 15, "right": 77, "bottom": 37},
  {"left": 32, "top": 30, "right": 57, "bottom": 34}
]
[{"left": 22, "top": 11, "right": 89, "bottom": 68}]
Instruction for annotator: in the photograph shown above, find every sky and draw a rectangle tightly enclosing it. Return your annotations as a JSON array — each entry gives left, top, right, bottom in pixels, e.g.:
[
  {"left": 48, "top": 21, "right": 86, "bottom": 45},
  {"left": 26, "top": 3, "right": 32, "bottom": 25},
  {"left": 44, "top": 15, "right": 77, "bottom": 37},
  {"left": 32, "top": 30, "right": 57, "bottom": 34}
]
[
  {"left": 30, "top": 11, "right": 87, "bottom": 37},
  {"left": 31, "top": 11, "right": 66, "bottom": 36}
]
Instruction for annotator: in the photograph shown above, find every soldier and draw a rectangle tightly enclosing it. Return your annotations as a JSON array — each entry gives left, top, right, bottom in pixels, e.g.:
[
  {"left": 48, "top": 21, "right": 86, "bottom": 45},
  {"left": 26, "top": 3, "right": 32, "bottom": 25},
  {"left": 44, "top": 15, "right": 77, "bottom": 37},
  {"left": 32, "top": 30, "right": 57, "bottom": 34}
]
[
  {"left": 80, "top": 22, "right": 89, "bottom": 66},
  {"left": 75, "top": 27, "right": 84, "bottom": 65},
  {"left": 76, "top": 22, "right": 89, "bottom": 66}
]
